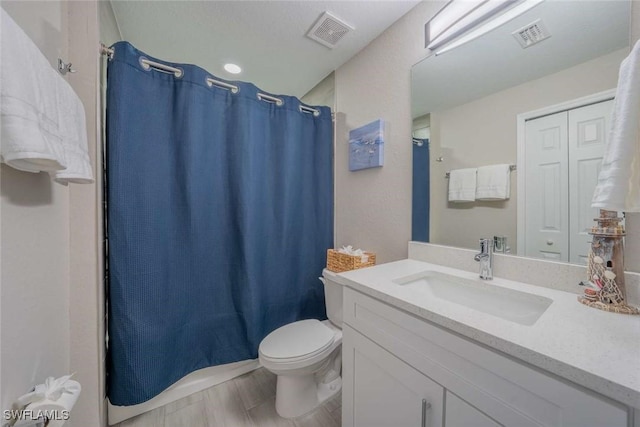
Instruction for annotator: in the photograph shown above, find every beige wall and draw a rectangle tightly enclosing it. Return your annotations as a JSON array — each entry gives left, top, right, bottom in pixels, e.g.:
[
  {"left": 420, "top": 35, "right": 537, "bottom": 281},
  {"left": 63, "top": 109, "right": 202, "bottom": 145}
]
[
  {"left": 68, "top": 3, "right": 104, "bottom": 426},
  {"left": 99, "top": 0, "right": 121, "bottom": 47},
  {"left": 301, "top": 71, "right": 335, "bottom": 110},
  {"left": 334, "top": 1, "right": 443, "bottom": 263},
  {"left": 430, "top": 48, "right": 626, "bottom": 251},
  {"left": 0, "top": 0, "right": 71, "bottom": 415},
  {"left": 1, "top": 1, "right": 104, "bottom": 426},
  {"left": 412, "top": 114, "right": 430, "bottom": 134}
]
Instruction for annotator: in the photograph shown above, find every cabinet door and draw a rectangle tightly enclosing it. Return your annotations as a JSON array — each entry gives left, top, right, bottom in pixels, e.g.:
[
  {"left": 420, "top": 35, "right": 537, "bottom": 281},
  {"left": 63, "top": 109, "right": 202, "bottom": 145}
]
[
  {"left": 342, "top": 324, "right": 444, "bottom": 427},
  {"left": 445, "top": 392, "right": 499, "bottom": 427}
]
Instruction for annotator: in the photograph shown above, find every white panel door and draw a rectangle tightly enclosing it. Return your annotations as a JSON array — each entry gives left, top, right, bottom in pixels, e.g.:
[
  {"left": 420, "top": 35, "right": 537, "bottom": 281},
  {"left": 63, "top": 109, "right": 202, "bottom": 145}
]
[
  {"left": 525, "top": 111, "right": 569, "bottom": 261},
  {"left": 342, "top": 325, "right": 444, "bottom": 427},
  {"left": 445, "top": 392, "right": 500, "bottom": 427},
  {"left": 568, "top": 100, "right": 613, "bottom": 265}
]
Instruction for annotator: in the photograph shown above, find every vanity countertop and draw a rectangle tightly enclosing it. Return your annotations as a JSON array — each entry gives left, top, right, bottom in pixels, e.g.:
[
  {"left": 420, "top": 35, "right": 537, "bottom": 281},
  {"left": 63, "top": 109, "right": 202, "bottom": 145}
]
[{"left": 334, "top": 259, "right": 640, "bottom": 409}]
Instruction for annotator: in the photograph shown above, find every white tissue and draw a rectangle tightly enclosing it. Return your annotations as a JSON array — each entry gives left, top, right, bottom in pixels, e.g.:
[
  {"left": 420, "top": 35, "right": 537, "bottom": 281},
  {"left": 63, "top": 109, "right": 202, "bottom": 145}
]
[
  {"left": 338, "top": 245, "right": 369, "bottom": 262},
  {"left": 13, "top": 375, "right": 81, "bottom": 427}
]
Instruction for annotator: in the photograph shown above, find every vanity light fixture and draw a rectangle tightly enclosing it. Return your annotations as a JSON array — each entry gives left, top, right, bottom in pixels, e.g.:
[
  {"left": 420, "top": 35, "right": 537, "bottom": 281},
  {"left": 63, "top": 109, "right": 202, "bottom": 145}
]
[
  {"left": 427, "top": 0, "right": 513, "bottom": 50},
  {"left": 428, "top": 0, "right": 545, "bottom": 56},
  {"left": 223, "top": 63, "right": 242, "bottom": 74}
]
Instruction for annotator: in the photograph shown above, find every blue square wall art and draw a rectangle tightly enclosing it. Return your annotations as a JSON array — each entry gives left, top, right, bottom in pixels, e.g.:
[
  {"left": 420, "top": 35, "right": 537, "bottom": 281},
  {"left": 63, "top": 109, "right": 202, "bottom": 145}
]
[{"left": 349, "top": 119, "right": 384, "bottom": 171}]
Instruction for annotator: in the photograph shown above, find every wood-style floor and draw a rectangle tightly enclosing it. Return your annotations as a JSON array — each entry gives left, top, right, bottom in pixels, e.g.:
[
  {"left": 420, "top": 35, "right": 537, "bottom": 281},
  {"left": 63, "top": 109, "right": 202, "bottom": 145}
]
[{"left": 114, "top": 368, "right": 342, "bottom": 427}]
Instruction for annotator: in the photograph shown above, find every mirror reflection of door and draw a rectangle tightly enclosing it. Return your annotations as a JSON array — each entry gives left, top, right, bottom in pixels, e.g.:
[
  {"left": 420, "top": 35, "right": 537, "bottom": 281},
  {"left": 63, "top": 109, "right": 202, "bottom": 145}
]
[{"left": 524, "top": 99, "right": 613, "bottom": 264}]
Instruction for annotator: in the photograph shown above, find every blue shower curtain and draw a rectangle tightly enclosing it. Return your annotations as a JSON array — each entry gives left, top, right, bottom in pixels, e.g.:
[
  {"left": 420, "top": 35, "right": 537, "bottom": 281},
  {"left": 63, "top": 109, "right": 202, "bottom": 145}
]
[
  {"left": 412, "top": 138, "right": 430, "bottom": 242},
  {"left": 106, "top": 42, "right": 333, "bottom": 406}
]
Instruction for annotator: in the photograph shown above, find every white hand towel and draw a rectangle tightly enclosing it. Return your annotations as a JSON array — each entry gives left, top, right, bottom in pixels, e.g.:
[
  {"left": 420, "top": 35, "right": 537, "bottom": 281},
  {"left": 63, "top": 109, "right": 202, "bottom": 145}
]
[
  {"left": 0, "top": 8, "right": 66, "bottom": 173},
  {"left": 591, "top": 39, "right": 640, "bottom": 212},
  {"left": 51, "top": 77, "right": 94, "bottom": 184},
  {"left": 476, "top": 164, "right": 511, "bottom": 200},
  {"left": 448, "top": 168, "right": 477, "bottom": 202}
]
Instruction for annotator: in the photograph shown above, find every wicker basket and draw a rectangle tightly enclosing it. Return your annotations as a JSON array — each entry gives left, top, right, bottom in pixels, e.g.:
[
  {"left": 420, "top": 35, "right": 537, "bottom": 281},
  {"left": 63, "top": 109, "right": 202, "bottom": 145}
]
[{"left": 326, "top": 249, "right": 376, "bottom": 273}]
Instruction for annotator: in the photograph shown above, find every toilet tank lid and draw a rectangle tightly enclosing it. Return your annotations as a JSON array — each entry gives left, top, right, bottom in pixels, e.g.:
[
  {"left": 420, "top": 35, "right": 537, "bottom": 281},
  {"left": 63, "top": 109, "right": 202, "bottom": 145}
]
[
  {"left": 259, "top": 319, "right": 336, "bottom": 359},
  {"left": 322, "top": 269, "right": 341, "bottom": 280}
]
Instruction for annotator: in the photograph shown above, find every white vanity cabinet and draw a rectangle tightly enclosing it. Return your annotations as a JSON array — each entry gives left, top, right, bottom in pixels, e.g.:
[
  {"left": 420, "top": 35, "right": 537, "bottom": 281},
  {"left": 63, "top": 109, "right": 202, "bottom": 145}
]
[{"left": 342, "top": 288, "right": 629, "bottom": 427}]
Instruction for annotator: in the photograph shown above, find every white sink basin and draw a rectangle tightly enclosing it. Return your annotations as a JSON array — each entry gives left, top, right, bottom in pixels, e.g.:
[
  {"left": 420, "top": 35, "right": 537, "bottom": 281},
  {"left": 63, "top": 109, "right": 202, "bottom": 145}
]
[{"left": 393, "top": 271, "right": 552, "bottom": 326}]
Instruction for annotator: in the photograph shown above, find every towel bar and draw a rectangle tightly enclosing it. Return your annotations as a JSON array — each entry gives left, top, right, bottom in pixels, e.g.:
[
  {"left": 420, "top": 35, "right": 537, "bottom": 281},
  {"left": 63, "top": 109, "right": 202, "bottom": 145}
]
[{"left": 445, "top": 164, "right": 516, "bottom": 179}]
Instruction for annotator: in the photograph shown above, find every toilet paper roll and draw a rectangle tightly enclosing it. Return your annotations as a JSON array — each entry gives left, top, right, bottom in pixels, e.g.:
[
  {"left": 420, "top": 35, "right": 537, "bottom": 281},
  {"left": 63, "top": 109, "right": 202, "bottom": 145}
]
[{"left": 24, "top": 380, "right": 81, "bottom": 427}]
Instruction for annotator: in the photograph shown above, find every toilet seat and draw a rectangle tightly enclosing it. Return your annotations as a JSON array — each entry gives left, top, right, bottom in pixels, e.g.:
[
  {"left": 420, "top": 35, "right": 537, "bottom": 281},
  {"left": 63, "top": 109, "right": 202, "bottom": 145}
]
[{"left": 259, "top": 319, "right": 336, "bottom": 362}]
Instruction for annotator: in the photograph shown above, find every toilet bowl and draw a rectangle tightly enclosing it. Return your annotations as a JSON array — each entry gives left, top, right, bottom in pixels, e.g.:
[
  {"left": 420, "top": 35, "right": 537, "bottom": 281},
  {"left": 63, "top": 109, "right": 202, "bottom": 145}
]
[{"left": 258, "top": 269, "right": 344, "bottom": 418}]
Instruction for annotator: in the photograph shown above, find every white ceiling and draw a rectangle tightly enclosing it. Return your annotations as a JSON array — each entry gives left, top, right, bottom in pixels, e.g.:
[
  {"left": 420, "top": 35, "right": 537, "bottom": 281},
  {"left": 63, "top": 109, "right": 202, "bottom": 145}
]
[
  {"left": 411, "top": 0, "right": 631, "bottom": 117},
  {"left": 109, "top": 1, "right": 421, "bottom": 98}
]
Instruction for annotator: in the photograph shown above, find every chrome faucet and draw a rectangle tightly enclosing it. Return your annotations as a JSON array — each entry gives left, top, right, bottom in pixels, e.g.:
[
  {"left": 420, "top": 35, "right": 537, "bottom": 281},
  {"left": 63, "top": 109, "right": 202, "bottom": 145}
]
[{"left": 474, "top": 238, "right": 494, "bottom": 280}]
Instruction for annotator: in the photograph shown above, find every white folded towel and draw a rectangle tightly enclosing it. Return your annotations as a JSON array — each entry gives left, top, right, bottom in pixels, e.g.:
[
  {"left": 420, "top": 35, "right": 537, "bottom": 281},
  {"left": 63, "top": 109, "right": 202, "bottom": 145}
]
[
  {"left": 592, "top": 39, "right": 640, "bottom": 212},
  {"left": 448, "top": 168, "right": 477, "bottom": 202},
  {"left": 51, "top": 77, "right": 94, "bottom": 184},
  {"left": 0, "top": 8, "right": 66, "bottom": 173},
  {"left": 476, "top": 164, "right": 511, "bottom": 200}
]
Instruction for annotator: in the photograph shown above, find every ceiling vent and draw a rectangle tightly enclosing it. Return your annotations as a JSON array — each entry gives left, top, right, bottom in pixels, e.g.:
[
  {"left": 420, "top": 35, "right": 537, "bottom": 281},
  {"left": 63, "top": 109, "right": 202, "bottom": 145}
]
[
  {"left": 306, "top": 12, "right": 354, "bottom": 49},
  {"left": 512, "top": 19, "right": 551, "bottom": 49}
]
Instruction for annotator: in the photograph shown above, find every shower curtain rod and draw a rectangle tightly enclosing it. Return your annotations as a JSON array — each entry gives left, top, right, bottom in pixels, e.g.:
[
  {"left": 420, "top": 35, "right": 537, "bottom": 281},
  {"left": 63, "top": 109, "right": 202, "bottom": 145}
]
[
  {"left": 100, "top": 43, "right": 114, "bottom": 59},
  {"left": 99, "top": 43, "right": 322, "bottom": 117}
]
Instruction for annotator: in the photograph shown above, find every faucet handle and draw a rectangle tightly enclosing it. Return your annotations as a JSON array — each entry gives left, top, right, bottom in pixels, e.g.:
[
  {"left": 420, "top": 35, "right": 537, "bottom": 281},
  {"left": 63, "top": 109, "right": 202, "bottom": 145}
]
[
  {"left": 479, "top": 237, "right": 492, "bottom": 253},
  {"left": 475, "top": 238, "right": 490, "bottom": 261},
  {"left": 493, "top": 236, "right": 507, "bottom": 253}
]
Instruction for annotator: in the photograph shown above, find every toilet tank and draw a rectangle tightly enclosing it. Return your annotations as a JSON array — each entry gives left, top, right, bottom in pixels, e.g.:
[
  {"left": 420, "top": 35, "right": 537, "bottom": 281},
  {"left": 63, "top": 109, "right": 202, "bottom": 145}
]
[{"left": 321, "top": 269, "right": 344, "bottom": 328}]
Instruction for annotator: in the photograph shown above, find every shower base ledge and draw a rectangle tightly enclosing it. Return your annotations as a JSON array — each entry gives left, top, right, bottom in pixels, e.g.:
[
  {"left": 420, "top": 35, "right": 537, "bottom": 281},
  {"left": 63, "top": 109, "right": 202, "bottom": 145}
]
[{"left": 107, "top": 358, "right": 259, "bottom": 425}]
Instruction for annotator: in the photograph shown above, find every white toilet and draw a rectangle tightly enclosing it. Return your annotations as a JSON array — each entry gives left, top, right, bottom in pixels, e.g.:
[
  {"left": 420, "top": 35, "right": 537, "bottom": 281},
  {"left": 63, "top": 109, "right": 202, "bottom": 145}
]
[{"left": 259, "top": 269, "right": 344, "bottom": 418}]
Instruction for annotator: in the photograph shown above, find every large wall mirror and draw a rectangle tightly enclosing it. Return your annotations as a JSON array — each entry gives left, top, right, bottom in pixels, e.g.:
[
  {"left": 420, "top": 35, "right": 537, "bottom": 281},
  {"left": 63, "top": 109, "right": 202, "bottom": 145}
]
[{"left": 411, "top": 0, "right": 630, "bottom": 265}]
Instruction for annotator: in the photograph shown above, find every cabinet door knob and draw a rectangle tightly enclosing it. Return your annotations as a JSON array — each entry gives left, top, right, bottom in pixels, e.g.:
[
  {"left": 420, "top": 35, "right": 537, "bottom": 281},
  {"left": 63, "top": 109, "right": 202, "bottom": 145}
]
[
  {"left": 421, "top": 398, "right": 431, "bottom": 427},
  {"left": 546, "top": 239, "right": 554, "bottom": 246}
]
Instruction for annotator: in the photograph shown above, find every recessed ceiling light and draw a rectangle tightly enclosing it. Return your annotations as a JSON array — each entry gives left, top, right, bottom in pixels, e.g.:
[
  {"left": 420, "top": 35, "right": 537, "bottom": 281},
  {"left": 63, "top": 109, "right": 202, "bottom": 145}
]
[{"left": 224, "top": 63, "right": 242, "bottom": 74}]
